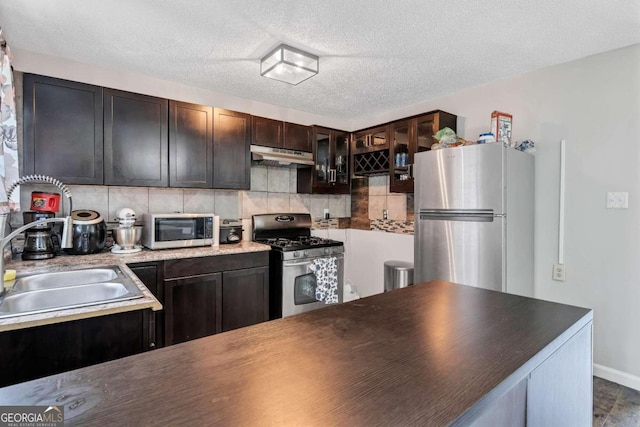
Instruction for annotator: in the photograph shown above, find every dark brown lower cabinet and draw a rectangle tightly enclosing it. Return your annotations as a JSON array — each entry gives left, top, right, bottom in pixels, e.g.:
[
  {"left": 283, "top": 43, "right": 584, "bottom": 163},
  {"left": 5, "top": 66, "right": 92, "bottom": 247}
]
[
  {"left": 164, "top": 273, "right": 221, "bottom": 345},
  {"left": 221, "top": 267, "right": 269, "bottom": 332},
  {"left": 129, "top": 262, "right": 164, "bottom": 349},
  {"left": 162, "top": 252, "right": 270, "bottom": 346},
  {"left": 0, "top": 309, "right": 151, "bottom": 387}
]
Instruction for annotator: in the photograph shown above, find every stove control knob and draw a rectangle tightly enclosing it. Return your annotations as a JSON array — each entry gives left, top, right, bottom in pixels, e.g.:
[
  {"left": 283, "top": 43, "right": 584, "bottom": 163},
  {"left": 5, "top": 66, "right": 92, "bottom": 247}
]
[
  {"left": 293, "top": 252, "right": 300, "bottom": 258},
  {"left": 324, "top": 247, "right": 330, "bottom": 254},
  {"left": 304, "top": 250, "right": 309, "bottom": 257}
]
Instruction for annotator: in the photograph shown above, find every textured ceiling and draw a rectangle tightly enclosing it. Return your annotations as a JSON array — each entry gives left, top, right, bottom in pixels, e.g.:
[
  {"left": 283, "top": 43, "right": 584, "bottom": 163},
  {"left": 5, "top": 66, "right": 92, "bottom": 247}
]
[{"left": 1, "top": 0, "right": 639, "bottom": 122}]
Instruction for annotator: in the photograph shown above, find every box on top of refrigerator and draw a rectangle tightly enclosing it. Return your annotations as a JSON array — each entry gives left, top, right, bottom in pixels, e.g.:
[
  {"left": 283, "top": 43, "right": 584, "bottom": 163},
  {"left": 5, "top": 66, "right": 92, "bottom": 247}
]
[{"left": 491, "top": 111, "right": 512, "bottom": 146}]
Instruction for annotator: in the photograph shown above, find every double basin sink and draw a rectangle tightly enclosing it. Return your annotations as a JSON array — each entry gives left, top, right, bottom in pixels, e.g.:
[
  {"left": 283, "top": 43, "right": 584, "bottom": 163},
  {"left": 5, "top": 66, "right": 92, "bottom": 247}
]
[{"left": 0, "top": 266, "right": 144, "bottom": 319}]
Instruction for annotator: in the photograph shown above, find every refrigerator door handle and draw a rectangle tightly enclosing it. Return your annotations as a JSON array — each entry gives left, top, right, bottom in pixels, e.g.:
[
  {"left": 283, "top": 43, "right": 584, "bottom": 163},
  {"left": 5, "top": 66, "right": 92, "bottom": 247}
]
[{"left": 419, "top": 209, "right": 496, "bottom": 222}]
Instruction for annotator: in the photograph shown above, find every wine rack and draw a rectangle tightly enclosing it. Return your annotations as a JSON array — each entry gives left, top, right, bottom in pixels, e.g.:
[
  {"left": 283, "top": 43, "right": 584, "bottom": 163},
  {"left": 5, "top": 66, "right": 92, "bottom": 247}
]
[{"left": 353, "top": 149, "right": 390, "bottom": 176}]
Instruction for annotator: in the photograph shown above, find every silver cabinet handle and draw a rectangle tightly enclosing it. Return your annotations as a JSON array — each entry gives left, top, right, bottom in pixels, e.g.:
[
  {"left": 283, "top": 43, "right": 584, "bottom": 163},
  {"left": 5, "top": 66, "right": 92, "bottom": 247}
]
[{"left": 328, "top": 169, "right": 337, "bottom": 183}]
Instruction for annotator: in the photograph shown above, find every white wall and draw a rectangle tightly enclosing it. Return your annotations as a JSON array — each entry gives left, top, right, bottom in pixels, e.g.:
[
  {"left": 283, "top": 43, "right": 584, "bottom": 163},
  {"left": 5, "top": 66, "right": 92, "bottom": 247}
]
[
  {"left": 13, "top": 49, "right": 351, "bottom": 130},
  {"left": 356, "top": 44, "right": 640, "bottom": 389},
  {"left": 344, "top": 229, "right": 414, "bottom": 297},
  {"left": 312, "top": 228, "right": 414, "bottom": 298}
]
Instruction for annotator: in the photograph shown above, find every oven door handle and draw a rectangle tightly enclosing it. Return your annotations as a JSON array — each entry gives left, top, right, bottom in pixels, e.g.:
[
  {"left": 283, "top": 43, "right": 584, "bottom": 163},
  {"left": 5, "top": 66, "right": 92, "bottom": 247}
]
[
  {"left": 283, "top": 260, "right": 314, "bottom": 267},
  {"left": 283, "top": 254, "right": 344, "bottom": 267}
]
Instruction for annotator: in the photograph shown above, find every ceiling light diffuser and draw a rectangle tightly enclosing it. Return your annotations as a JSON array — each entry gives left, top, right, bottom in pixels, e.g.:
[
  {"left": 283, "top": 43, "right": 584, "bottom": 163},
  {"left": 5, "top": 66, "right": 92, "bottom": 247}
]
[{"left": 260, "top": 44, "right": 318, "bottom": 85}]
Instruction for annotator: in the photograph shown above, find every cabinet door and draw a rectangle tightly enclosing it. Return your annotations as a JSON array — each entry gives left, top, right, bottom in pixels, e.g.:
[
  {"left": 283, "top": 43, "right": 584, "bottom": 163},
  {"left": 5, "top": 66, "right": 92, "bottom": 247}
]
[
  {"left": 389, "top": 119, "right": 413, "bottom": 193},
  {"left": 104, "top": 89, "right": 168, "bottom": 187},
  {"left": 221, "top": 267, "right": 269, "bottom": 332},
  {"left": 164, "top": 273, "right": 221, "bottom": 345},
  {"left": 298, "top": 126, "right": 350, "bottom": 194},
  {"left": 284, "top": 122, "right": 311, "bottom": 152},
  {"left": 0, "top": 310, "right": 147, "bottom": 387},
  {"left": 129, "top": 263, "right": 164, "bottom": 349},
  {"left": 252, "top": 116, "right": 283, "bottom": 148},
  {"left": 351, "top": 126, "right": 390, "bottom": 177},
  {"left": 352, "top": 125, "right": 389, "bottom": 153},
  {"left": 213, "top": 108, "right": 251, "bottom": 189},
  {"left": 23, "top": 74, "right": 104, "bottom": 184},
  {"left": 332, "top": 131, "right": 350, "bottom": 193},
  {"left": 469, "top": 380, "right": 526, "bottom": 427},
  {"left": 527, "top": 323, "right": 592, "bottom": 426},
  {"left": 169, "top": 101, "right": 213, "bottom": 188},
  {"left": 312, "top": 126, "right": 332, "bottom": 190},
  {"left": 416, "top": 113, "right": 438, "bottom": 154}
]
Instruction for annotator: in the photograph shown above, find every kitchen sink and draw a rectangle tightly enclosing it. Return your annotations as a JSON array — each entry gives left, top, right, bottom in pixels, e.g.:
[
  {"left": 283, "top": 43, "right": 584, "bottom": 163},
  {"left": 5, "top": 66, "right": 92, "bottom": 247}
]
[
  {"left": 0, "top": 266, "right": 144, "bottom": 319},
  {"left": 12, "top": 268, "right": 119, "bottom": 292}
]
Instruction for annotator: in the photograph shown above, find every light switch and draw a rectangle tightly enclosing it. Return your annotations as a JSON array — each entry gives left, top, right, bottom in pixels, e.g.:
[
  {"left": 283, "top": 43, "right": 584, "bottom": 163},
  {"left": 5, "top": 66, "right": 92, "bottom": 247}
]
[{"left": 606, "top": 192, "right": 629, "bottom": 209}]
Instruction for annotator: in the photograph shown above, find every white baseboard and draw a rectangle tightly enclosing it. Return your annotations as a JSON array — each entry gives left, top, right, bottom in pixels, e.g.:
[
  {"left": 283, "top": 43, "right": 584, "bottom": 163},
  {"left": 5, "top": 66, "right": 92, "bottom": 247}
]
[{"left": 594, "top": 363, "right": 640, "bottom": 391}]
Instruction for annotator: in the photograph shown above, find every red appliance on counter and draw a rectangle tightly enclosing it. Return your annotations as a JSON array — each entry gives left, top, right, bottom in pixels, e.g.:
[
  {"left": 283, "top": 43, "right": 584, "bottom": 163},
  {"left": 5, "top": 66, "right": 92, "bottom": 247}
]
[{"left": 30, "top": 191, "right": 60, "bottom": 212}]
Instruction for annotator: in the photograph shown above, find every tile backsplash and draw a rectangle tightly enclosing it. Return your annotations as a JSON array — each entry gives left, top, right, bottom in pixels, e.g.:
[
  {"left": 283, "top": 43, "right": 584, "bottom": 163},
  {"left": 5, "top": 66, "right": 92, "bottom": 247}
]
[
  {"left": 13, "top": 166, "right": 351, "bottom": 226},
  {"left": 367, "top": 175, "right": 408, "bottom": 221}
]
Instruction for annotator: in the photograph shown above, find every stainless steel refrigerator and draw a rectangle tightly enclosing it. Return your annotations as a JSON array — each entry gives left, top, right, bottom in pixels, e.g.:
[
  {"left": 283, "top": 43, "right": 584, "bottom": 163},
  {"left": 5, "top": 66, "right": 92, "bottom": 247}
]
[{"left": 414, "top": 143, "right": 534, "bottom": 296}]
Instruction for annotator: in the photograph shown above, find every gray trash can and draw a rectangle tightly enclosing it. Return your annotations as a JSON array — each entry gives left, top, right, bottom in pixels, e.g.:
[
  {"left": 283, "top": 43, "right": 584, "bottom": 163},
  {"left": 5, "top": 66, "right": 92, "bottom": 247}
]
[{"left": 384, "top": 260, "right": 414, "bottom": 292}]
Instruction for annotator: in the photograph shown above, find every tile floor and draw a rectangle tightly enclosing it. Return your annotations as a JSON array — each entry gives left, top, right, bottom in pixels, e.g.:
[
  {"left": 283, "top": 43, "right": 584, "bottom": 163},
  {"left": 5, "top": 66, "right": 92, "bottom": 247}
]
[{"left": 594, "top": 377, "right": 640, "bottom": 426}]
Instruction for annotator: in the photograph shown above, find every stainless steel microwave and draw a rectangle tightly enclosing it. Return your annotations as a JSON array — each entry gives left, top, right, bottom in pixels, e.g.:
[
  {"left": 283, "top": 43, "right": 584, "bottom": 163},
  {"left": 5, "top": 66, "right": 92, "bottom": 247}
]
[{"left": 141, "top": 213, "right": 219, "bottom": 250}]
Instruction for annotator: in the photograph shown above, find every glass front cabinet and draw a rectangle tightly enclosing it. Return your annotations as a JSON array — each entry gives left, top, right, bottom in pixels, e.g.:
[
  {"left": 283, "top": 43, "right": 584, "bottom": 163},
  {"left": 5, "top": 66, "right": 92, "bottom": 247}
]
[
  {"left": 389, "top": 111, "right": 457, "bottom": 193},
  {"left": 297, "top": 126, "right": 350, "bottom": 194}
]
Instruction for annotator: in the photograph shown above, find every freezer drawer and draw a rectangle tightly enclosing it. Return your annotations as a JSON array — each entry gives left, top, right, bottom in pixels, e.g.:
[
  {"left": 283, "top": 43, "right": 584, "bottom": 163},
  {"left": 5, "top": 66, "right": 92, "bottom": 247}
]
[{"left": 414, "top": 216, "right": 504, "bottom": 291}]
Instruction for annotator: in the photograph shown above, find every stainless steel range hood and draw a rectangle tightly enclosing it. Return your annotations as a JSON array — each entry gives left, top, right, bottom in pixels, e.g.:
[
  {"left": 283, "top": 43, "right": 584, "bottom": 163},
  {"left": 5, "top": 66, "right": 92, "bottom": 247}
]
[{"left": 250, "top": 145, "right": 314, "bottom": 168}]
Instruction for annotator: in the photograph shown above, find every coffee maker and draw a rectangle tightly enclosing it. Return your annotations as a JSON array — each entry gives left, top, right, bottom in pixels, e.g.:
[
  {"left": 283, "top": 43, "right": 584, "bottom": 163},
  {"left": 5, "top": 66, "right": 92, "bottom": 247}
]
[
  {"left": 22, "top": 211, "right": 58, "bottom": 260},
  {"left": 22, "top": 191, "right": 62, "bottom": 260}
]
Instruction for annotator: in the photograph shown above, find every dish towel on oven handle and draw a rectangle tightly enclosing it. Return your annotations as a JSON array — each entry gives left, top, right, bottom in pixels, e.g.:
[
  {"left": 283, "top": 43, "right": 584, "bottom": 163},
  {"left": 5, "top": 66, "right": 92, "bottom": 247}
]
[{"left": 310, "top": 256, "right": 338, "bottom": 304}]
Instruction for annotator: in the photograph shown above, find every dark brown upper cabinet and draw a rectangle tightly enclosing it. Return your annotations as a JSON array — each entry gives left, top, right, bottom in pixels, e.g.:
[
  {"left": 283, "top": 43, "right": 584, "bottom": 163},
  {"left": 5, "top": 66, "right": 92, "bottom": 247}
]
[
  {"left": 104, "top": 89, "right": 168, "bottom": 187},
  {"left": 283, "top": 122, "right": 312, "bottom": 152},
  {"left": 351, "top": 125, "right": 391, "bottom": 177},
  {"left": 251, "top": 117, "right": 312, "bottom": 153},
  {"left": 169, "top": 101, "right": 213, "bottom": 188},
  {"left": 23, "top": 74, "right": 104, "bottom": 185},
  {"left": 389, "top": 110, "right": 457, "bottom": 193},
  {"left": 213, "top": 108, "right": 251, "bottom": 190},
  {"left": 251, "top": 116, "right": 283, "bottom": 148},
  {"left": 298, "top": 126, "right": 350, "bottom": 194}
]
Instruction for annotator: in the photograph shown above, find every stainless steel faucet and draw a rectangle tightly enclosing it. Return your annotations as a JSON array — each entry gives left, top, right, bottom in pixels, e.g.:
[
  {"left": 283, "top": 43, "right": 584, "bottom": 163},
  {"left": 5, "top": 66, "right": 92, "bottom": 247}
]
[{"left": 0, "top": 175, "right": 74, "bottom": 295}]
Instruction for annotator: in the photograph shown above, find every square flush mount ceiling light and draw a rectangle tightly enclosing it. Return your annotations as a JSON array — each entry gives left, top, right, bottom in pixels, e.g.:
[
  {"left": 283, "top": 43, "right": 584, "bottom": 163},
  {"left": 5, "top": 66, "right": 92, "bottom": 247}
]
[{"left": 261, "top": 44, "right": 319, "bottom": 85}]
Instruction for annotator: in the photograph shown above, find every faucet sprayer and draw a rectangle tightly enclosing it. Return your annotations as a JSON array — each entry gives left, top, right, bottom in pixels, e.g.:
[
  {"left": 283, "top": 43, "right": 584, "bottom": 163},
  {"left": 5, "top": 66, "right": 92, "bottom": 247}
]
[{"left": 0, "top": 175, "right": 74, "bottom": 294}]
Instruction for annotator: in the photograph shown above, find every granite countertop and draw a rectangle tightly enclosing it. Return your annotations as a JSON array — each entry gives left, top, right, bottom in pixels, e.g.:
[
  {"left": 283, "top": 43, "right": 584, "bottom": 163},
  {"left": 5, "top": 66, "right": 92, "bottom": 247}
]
[
  {"left": 0, "top": 280, "right": 592, "bottom": 426},
  {"left": 0, "top": 241, "right": 271, "bottom": 332}
]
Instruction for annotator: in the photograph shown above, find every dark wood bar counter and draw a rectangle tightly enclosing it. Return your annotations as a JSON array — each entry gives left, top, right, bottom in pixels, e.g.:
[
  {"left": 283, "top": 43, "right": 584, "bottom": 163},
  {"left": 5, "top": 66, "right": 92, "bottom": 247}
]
[{"left": 0, "top": 280, "right": 593, "bottom": 426}]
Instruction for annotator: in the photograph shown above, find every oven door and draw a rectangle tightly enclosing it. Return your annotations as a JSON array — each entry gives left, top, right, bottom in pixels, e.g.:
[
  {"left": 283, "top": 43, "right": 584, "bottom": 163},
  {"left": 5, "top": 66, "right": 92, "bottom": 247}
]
[{"left": 282, "top": 253, "right": 344, "bottom": 318}]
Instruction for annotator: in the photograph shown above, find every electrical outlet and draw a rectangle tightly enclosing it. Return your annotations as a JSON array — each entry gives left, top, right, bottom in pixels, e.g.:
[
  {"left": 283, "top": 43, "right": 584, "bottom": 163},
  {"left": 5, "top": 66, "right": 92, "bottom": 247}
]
[
  {"left": 552, "top": 264, "right": 566, "bottom": 281},
  {"left": 607, "top": 192, "right": 629, "bottom": 209}
]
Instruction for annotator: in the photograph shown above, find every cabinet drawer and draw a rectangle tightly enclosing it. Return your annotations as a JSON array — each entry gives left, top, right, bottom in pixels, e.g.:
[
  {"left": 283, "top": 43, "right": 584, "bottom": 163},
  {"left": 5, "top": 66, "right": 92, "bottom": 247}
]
[{"left": 164, "top": 252, "right": 269, "bottom": 279}]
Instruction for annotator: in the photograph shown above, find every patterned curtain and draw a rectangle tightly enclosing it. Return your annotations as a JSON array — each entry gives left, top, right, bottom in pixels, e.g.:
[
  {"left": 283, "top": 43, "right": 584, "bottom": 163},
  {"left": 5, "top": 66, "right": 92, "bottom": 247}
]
[{"left": 0, "top": 34, "right": 19, "bottom": 213}]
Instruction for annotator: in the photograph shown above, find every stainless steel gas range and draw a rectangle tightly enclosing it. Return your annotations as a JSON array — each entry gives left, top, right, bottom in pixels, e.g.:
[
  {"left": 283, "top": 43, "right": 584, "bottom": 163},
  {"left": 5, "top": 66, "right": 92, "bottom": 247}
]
[{"left": 253, "top": 213, "right": 344, "bottom": 319}]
